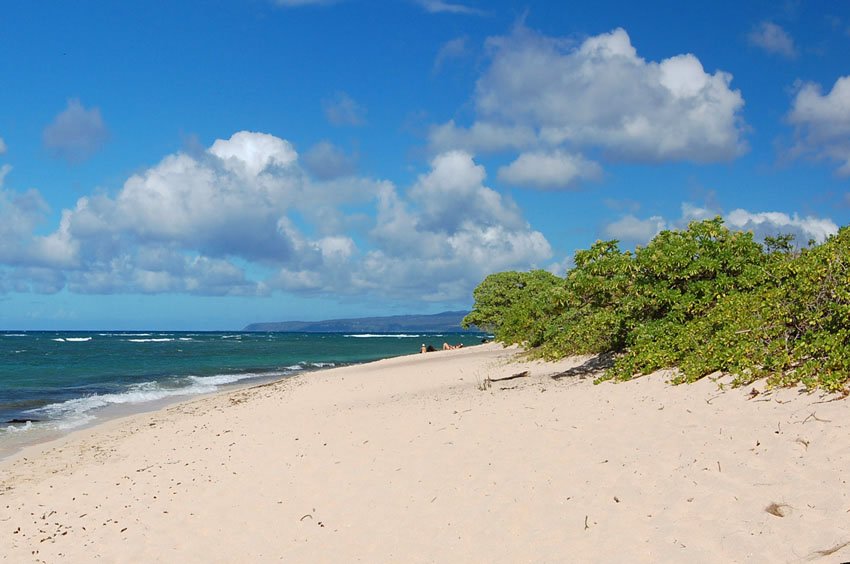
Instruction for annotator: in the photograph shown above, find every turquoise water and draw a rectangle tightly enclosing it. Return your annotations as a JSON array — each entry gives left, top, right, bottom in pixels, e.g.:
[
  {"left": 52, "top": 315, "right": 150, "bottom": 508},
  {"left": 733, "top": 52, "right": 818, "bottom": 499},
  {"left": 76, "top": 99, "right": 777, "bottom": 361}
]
[{"left": 0, "top": 331, "right": 485, "bottom": 438}]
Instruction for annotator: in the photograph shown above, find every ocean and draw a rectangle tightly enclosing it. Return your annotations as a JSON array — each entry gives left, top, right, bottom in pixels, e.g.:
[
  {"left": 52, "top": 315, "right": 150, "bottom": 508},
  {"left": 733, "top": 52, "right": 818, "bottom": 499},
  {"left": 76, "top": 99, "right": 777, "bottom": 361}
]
[{"left": 0, "top": 330, "right": 485, "bottom": 448}]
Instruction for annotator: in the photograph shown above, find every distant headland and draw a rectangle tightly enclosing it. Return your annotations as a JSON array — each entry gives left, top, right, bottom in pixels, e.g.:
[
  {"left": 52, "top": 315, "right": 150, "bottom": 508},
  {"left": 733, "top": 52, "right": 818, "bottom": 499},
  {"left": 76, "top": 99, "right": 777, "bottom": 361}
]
[{"left": 243, "top": 311, "right": 475, "bottom": 333}]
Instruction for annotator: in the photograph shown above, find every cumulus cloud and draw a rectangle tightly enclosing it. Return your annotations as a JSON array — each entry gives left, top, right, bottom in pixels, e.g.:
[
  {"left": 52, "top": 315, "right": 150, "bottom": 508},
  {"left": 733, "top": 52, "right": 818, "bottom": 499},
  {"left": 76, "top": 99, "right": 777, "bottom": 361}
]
[
  {"left": 725, "top": 209, "right": 838, "bottom": 244},
  {"left": 604, "top": 203, "right": 838, "bottom": 246},
  {"left": 415, "top": 0, "right": 485, "bottom": 15},
  {"left": 3, "top": 132, "right": 551, "bottom": 302},
  {"left": 361, "top": 151, "right": 551, "bottom": 300},
  {"left": 604, "top": 214, "right": 667, "bottom": 243},
  {"left": 787, "top": 75, "right": 850, "bottom": 176},
  {"left": 0, "top": 167, "right": 68, "bottom": 269},
  {"left": 747, "top": 21, "right": 797, "bottom": 59},
  {"left": 430, "top": 26, "right": 747, "bottom": 174},
  {"left": 58, "top": 131, "right": 308, "bottom": 268},
  {"left": 43, "top": 99, "right": 109, "bottom": 163},
  {"left": 302, "top": 141, "right": 357, "bottom": 180},
  {"left": 497, "top": 150, "right": 602, "bottom": 190},
  {"left": 323, "top": 91, "right": 366, "bottom": 127}
]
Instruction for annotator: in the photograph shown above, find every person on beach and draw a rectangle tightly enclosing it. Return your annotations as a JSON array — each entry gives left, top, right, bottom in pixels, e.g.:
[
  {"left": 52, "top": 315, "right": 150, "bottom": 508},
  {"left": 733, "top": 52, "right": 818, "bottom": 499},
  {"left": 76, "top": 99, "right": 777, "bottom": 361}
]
[{"left": 442, "top": 342, "right": 464, "bottom": 350}]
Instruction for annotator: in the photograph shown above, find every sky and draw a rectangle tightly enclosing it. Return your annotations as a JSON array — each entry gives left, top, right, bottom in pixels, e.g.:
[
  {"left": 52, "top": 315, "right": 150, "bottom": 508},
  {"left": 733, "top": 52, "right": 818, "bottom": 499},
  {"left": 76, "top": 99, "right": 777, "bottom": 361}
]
[{"left": 1, "top": 0, "right": 849, "bottom": 330}]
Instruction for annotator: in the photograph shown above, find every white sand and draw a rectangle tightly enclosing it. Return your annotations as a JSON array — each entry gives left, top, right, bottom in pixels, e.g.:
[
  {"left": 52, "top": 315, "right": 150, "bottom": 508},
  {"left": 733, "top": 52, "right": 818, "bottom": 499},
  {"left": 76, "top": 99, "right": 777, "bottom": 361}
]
[{"left": 2, "top": 343, "right": 850, "bottom": 562}]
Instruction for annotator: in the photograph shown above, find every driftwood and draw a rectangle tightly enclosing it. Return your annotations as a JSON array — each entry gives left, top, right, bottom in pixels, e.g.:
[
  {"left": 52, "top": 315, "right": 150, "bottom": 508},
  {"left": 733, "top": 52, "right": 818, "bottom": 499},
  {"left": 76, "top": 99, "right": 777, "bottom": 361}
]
[{"left": 488, "top": 371, "right": 530, "bottom": 383}]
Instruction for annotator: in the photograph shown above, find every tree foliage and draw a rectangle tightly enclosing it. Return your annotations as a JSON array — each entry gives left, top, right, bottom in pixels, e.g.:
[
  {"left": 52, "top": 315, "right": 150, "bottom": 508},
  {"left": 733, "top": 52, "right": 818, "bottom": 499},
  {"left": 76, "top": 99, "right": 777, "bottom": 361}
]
[{"left": 466, "top": 217, "right": 850, "bottom": 391}]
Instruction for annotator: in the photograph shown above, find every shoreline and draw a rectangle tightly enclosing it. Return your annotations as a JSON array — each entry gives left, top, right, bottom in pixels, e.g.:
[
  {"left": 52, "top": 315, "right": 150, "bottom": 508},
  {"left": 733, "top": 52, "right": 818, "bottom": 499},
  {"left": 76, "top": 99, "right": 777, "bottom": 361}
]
[
  {"left": 3, "top": 343, "right": 850, "bottom": 561},
  {"left": 0, "top": 343, "right": 481, "bottom": 465},
  {"left": 0, "top": 331, "right": 487, "bottom": 461},
  {"left": 0, "top": 368, "right": 305, "bottom": 464}
]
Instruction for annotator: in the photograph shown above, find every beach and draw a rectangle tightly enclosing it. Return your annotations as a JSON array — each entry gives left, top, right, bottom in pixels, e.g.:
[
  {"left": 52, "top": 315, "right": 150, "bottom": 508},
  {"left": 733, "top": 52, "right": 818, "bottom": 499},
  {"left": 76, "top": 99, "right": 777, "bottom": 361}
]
[{"left": 2, "top": 342, "right": 850, "bottom": 562}]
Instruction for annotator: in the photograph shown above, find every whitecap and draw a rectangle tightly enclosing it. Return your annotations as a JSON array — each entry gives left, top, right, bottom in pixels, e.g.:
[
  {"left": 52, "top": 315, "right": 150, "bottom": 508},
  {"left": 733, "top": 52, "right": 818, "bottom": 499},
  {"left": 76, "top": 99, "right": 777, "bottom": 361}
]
[
  {"left": 25, "top": 368, "right": 300, "bottom": 431},
  {"left": 65, "top": 337, "right": 92, "bottom": 342},
  {"left": 344, "top": 334, "right": 421, "bottom": 338},
  {"left": 2, "top": 420, "right": 33, "bottom": 434},
  {"left": 127, "top": 338, "right": 174, "bottom": 343}
]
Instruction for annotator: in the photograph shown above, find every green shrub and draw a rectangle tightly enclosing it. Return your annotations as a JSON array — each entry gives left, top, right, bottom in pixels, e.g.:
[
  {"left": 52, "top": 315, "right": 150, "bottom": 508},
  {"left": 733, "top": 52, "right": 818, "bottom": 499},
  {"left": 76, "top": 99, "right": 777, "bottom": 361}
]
[{"left": 466, "top": 218, "right": 850, "bottom": 391}]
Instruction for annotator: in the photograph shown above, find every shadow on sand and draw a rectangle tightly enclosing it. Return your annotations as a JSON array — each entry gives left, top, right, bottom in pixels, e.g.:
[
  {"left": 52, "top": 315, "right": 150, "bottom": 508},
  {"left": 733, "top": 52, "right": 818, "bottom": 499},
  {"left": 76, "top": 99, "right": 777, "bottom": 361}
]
[{"left": 550, "top": 352, "right": 616, "bottom": 381}]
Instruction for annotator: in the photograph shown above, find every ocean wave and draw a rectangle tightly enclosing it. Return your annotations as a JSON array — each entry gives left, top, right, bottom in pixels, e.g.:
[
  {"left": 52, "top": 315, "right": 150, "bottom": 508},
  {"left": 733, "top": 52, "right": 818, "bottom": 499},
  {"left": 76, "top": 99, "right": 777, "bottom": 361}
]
[
  {"left": 127, "top": 338, "right": 174, "bottom": 343},
  {"left": 3, "top": 334, "right": 27, "bottom": 337},
  {"left": 103, "top": 333, "right": 153, "bottom": 337},
  {"left": 306, "top": 362, "right": 336, "bottom": 368},
  {"left": 186, "top": 371, "right": 281, "bottom": 387},
  {"left": 220, "top": 335, "right": 243, "bottom": 339},
  {"left": 2, "top": 420, "right": 33, "bottom": 433},
  {"left": 344, "top": 334, "right": 421, "bottom": 338},
  {"left": 22, "top": 369, "right": 299, "bottom": 431}
]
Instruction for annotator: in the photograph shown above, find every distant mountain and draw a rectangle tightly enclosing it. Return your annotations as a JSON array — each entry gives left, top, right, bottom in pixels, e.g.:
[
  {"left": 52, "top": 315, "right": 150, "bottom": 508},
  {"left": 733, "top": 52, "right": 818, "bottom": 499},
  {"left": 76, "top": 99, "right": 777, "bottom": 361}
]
[{"left": 243, "top": 311, "right": 475, "bottom": 333}]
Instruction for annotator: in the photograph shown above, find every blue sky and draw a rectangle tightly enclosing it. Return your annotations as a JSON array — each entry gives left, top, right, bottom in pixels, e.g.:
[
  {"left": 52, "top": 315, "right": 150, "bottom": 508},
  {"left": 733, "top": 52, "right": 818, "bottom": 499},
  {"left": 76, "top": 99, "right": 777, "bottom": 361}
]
[{"left": 1, "top": 0, "right": 849, "bottom": 330}]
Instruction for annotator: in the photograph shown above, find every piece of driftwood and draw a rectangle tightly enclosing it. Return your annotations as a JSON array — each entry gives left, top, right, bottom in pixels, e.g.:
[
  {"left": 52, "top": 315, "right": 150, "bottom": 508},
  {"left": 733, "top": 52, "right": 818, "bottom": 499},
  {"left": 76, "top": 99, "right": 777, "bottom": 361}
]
[{"left": 489, "top": 371, "right": 530, "bottom": 383}]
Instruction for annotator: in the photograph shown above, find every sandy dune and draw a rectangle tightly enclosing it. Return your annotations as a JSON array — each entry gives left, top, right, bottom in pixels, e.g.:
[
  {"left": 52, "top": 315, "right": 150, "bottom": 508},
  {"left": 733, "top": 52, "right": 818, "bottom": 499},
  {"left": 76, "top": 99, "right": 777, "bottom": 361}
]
[{"left": 2, "top": 343, "right": 850, "bottom": 562}]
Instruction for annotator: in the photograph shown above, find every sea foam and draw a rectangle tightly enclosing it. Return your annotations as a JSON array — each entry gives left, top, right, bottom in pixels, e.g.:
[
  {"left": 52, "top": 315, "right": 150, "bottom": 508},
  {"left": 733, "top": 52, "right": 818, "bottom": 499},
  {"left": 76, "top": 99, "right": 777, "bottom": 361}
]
[
  {"left": 345, "top": 334, "right": 422, "bottom": 338},
  {"left": 23, "top": 368, "right": 303, "bottom": 431}
]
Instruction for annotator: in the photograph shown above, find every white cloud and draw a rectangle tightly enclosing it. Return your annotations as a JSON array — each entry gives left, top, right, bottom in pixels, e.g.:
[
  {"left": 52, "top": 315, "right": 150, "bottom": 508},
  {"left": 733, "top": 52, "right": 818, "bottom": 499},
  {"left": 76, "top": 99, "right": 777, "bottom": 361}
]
[
  {"left": 725, "top": 209, "right": 837, "bottom": 244},
  {"left": 431, "top": 26, "right": 747, "bottom": 168},
  {"left": 43, "top": 99, "right": 109, "bottom": 163},
  {"left": 208, "top": 131, "right": 297, "bottom": 176},
  {"left": 302, "top": 141, "right": 357, "bottom": 180},
  {"left": 497, "top": 150, "right": 602, "bottom": 190},
  {"left": 604, "top": 214, "right": 667, "bottom": 242},
  {"left": 357, "top": 151, "right": 551, "bottom": 301},
  {"left": 747, "top": 21, "right": 797, "bottom": 59},
  {"left": 428, "top": 120, "right": 536, "bottom": 154},
  {"left": 787, "top": 76, "right": 850, "bottom": 176},
  {"left": 407, "top": 151, "right": 526, "bottom": 233},
  {"left": 4, "top": 132, "right": 551, "bottom": 302},
  {"left": 415, "top": 0, "right": 485, "bottom": 15},
  {"left": 62, "top": 131, "right": 309, "bottom": 266},
  {"left": 0, "top": 171, "right": 69, "bottom": 269},
  {"left": 604, "top": 203, "right": 838, "bottom": 246},
  {"left": 323, "top": 91, "right": 366, "bottom": 126}
]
